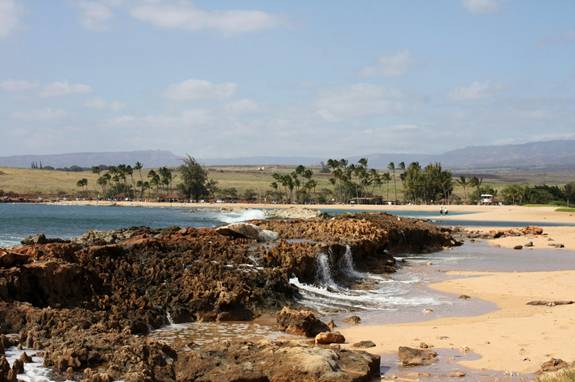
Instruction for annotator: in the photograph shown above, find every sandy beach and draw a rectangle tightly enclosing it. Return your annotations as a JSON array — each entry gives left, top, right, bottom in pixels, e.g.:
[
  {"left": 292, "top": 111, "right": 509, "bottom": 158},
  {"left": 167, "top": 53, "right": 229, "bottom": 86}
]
[{"left": 341, "top": 270, "right": 575, "bottom": 374}]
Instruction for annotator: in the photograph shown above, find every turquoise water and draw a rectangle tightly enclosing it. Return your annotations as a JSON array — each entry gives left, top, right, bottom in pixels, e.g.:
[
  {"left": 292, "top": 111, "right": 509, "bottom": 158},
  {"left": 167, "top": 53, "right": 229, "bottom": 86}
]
[{"left": 0, "top": 203, "right": 264, "bottom": 247}]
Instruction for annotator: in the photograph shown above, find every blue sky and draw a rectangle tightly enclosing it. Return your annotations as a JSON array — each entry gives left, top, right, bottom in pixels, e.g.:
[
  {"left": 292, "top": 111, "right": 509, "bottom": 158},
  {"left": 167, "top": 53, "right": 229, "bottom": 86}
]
[{"left": 1, "top": 0, "right": 574, "bottom": 158}]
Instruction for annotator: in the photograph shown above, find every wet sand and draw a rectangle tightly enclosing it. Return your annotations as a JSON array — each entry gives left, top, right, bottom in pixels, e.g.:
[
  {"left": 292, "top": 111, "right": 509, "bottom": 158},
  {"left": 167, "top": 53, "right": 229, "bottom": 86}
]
[
  {"left": 474, "top": 226, "right": 575, "bottom": 252},
  {"left": 341, "top": 268, "right": 575, "bottom": 375}
]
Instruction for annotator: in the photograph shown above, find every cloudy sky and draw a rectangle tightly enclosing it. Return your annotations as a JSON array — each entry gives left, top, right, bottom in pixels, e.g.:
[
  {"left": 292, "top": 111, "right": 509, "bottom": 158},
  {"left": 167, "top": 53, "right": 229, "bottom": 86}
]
[{"left": 1, "top": 0, "right": 574, "bottom": 158}]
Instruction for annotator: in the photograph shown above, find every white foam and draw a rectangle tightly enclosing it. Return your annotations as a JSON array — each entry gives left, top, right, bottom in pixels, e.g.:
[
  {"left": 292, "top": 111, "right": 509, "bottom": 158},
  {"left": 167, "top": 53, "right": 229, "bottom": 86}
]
[
  {"left": 4, "top": 347, "right": 57, "bottom": 382},
  {"left": 216, "top": 209, "right": 266, "bottom": 223}
]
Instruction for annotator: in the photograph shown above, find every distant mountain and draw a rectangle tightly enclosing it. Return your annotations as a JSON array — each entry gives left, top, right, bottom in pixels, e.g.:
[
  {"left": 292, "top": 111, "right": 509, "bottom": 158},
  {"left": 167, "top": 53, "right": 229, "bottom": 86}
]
[
  {"left": 0, "top": 150, "right": 182, "bottom": 168},
  {"left": 437, "top": 140, "right": 575, "bottom": 170},
  {"left": 203, "top": 156, "right": 323, "bottom": 166},
  {"left": 1, "top": 140, "right": 574, "bottom": 170}
]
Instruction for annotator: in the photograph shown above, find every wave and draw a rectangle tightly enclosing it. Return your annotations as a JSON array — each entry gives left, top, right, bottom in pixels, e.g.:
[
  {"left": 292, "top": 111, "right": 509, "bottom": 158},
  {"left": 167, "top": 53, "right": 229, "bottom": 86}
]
[
  {"left": 5, "top": 346, "right": 54, "bottom": 382},
  {"left": 215, "top": 209, "right": 267, "bottom": 224},
  {"left": 289, "top": 245, "right": 443, "bottom": 313}
]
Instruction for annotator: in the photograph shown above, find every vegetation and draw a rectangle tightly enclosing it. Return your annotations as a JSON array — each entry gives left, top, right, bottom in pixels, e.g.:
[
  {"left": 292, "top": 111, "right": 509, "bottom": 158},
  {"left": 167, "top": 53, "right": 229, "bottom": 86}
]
[
  {"left": 536, "top": 369, "right": 575, "bottom": 382},
  {"left": 1, "top": 158, "right": 574, "bottom": 205},
  {"left": 177, "top": 155, "right": 215, "bottom": 201},
  {"left": 500, "top": 183, "right": 575, "bottom": 206},
  {"left": 400, "top": 162, "right": 453, "bottom": 204}
]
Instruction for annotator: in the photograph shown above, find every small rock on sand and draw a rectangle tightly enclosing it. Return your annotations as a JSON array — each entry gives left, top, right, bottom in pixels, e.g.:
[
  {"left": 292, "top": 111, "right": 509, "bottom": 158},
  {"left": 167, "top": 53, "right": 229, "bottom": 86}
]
[
  {"left": 343, "top": 315, "right": 361, "bottom": 325},
  {"left": 448, "top": 371, "right": 466, "bottom": 378},
  {"left": 527, "top": 300, "right": 574, "bottom": 307},
  {"left": 458, "top": 294, "right": 471, "bottom": 300},
  {"left": 352, "top": 340, "right": 376, "bottom": 349},
  {"left": 513, "top": 245, "right": 523, "bottom": 250},
  {"left": 315, "top": 331, "right": 345, "bottom": 345},
  {"left": 398, "top": 346, "right": 438, "bottom": 366}
]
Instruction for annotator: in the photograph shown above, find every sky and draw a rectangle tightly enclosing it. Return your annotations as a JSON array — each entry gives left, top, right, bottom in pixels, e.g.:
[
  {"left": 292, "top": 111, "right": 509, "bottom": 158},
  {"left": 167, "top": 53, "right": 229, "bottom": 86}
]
[{"left": 0, "top": 0, "right": 574, "bottom": 158}]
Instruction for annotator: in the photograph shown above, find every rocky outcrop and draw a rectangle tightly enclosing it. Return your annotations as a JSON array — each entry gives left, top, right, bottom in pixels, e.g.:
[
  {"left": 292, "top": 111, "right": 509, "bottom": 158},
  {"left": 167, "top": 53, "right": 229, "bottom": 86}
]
[
  {"left": 315, "top": 331, "right": 345, "bottom": 345},
  {"left": 467, "top": 226, "right": 544, "bottom": 240},
  {"left": 174, "top": 339, "right": 380, "bottom": 382},
  {"left": 0, "top": 213, "right": 457, "bottom": 381}
]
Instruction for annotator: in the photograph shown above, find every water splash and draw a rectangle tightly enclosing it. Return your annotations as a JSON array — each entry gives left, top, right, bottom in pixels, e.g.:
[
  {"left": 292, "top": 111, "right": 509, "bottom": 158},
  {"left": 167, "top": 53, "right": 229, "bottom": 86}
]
[
  {"left": 216, "top": 209, "right": 266, "bottom": 224},
  {"left": 316, "top": 253, "right": 338, "bottom": 289},
  {"left": 340, "top": 245, "right": 364, "bottom": 279},
  {"left": 166, "top": 310, "right": 176, "bottom": 326}
]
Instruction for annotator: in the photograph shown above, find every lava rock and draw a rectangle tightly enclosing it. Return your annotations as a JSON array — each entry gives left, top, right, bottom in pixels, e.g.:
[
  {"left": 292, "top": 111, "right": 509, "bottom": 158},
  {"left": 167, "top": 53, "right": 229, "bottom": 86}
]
[{"left": 398, "top": 346, "right": 438, "bottom": 366}]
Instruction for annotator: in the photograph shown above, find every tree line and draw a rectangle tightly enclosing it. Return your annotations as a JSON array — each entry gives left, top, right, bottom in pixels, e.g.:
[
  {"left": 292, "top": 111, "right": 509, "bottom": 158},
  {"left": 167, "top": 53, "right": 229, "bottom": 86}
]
[{"left": 74, "top": 156, "right": 573, "bottom": 206}]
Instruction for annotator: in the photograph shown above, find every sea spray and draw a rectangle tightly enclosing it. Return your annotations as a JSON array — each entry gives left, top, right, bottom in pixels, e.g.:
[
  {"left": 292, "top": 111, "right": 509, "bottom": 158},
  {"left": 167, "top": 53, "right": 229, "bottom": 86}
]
[
  {"left": 216, "top": 209, "right": 266, "bottom": 224},
  {"left": 340, "top": 245, "right": 364, "bottom": 279},
  {"left": 316, "top": 253, "right": 338, "bottom": 289}
]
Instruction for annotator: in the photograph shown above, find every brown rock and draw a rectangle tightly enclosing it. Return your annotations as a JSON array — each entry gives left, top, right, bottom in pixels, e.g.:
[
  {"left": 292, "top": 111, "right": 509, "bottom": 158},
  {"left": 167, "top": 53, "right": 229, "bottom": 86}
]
[
  {"left": 513, "top": 245, "right": 523, "bottom": 250},
  {"left": 352, "top": 340, "right": 376, "bottom": 348},
  {"left": 276, "top": 307, "right": 330, "bottom": 337},
  {"left": 315, "top": 331, "right": 345, "bottom": 345},
  {"left": 6, "top": 368, "right": 17, "bottom": 382},
  {"left": 398, "top": 346, "right": 438, "bottom": 366},
  {"left": 11, "top": 358, "right": 24, "bottom": 374},
  {"left": 448, "top": 370, "right": 466, "bottom": 377},
  {"left": 458, "top": 294, "right": 471, "bottom": 300},
  {"left": 19, "top": 352, "right": 32, "bottom": 363},
  {"left": 343, "top": 315, "right": 361, "bottom": 325},
  {"left": 326, "top": 320, "right": 336, "bottom": 331},
  {"left": 539, "top": 358, "right": 569, "bottom": 373}
]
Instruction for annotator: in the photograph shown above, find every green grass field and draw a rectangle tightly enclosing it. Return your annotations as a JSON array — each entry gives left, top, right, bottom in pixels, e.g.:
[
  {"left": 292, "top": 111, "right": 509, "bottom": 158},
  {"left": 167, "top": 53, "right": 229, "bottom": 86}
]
[
  {"left": 556, "top": 207, "right": 575, "bottom": 213},
  {"left": 0, "top": 165, "right": 571, "bottom": 200}
]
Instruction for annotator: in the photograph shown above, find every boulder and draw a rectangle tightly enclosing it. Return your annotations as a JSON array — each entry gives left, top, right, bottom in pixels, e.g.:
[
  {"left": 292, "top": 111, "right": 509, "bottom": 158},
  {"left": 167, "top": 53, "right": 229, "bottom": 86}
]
[
  {"left": 513, "top": 245, "right": 523, "bottom": 250},
  {"left": 398, "top": 346, "right": 438, "bottom": 366},
  {"left": 315, "top": 331, "right": 345, "bottom": 345},
  {"left": 276, "top": 307, "right": 330, "bottom": 337},
  {"left": 216, "top": 223, "right": 278, "bottom": 242}
]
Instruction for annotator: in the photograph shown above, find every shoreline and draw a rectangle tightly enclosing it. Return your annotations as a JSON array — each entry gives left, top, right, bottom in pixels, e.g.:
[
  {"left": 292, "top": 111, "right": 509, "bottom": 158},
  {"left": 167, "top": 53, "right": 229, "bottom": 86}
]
[
  {"left": 340, "top": 268, "right": 575, "bottom": 374},
  {"left": 47, "top": 199, "right": 575, "bottom": 224}
]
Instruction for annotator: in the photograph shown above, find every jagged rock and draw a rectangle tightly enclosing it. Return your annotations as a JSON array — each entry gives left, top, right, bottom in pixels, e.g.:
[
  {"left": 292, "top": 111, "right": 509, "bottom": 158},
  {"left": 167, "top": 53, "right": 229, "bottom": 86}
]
[
  {"left": 19, "top": 352, "right": 32, "bottom": 363},
  {"left": 343, "top": 315, "right": 361, "bottom": 325},
  {"left": 327, "top": 320, "right": 336, "bottom": 331},
  {"left": 315, "top": 331, "right": 345, "bottom": 345},
  {"left": 11, "top": 358, "right": 24, "bottom": 374},
  {"left": 525, "top": 241, "right": 534, "bottom": 247},
  {"left": 276, "top": 307, "right": 330, "bottom": 337},
  {"left": 539, "top": 358, "right": 570, "bottom": 373},
  {"left": 21, "top": 234, "right": 67, "bottom": 245},
  {"left": 527, "top": 300, "right": 574, "bottom": 307},
  {"left": 352, "top": 340, "right": 376, "bottom": 348},
  {"left": 215, "top": 223, "right": 278, "bottom": 242},
  {"left": 398, "top": 346, "right": 438, "bottom": 366}
]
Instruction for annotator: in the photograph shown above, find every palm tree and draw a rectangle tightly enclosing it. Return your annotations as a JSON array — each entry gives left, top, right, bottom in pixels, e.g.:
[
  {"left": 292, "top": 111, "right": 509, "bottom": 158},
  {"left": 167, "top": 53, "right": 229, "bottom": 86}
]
[
  {"left": 456, "top": 176, "right": 470, "bottom": 204},
  {"left": 388, "top": 162, "right": 397, "bottom": 203},
  {"left": 76, "top": 178, "right": 88, "bottom": 194},
  {"left": 382, "top": 172, "right": 391, "bottom": 201},
  {"left": 148, "top": 170, "right": 161, "bottom": 197}
]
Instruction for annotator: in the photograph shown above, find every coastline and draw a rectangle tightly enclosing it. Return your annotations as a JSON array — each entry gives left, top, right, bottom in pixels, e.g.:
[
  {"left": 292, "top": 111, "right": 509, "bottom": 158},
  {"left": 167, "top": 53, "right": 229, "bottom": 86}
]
[
  {"left": 340, "top": 269, "right": 575, "bottom": 374},
  {"left": 48, "top": 200, "right": 575, "bottom": 223}
]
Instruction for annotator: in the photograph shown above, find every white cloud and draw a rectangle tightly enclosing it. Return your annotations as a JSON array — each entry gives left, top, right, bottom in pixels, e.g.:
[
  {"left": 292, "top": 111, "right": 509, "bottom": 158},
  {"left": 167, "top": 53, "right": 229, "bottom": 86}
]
[
  {"left": 462, "top": 0, "right": 499, "bottom": 14},
  {"left": 449, "top": 81, "right": 501, "bottom": 101},
  {"left": 360, "top": 51, "right": 412, "bottom": 77},
  {"left": 225, "top": 99, "right": 260, "bottom": 113},
  {"left": 11, "top": 108, "right": 68, "bottom": 122},
  {"left": 0, "top": 0, "right": 20, "bottom": 38},
  {"left": 84, "top": 97, "right": 124, "bottom": 111},
  {"left": 39, "top": 81, "right": 92, "bottom": 97},
  {"left": 0, "top": 80, "right": 38, "bottom": 92},
  {"left": 130, "top": 1, "right": 280, "bottom": 34},
  {"left": 164, "top": 79, "right": 237, "bottom": 101},
  {"left": 315, "top": 83, "right": 405, "bottom": 121}
]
